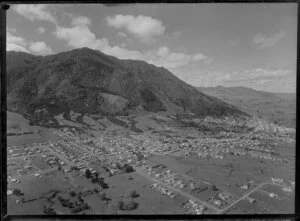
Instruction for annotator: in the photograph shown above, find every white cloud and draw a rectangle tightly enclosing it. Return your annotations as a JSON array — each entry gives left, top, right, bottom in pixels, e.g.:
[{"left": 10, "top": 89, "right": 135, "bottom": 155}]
[
  {"left": 54, "top": 20, "right": 211, "bottom": 69},
  {"left": 29, "top": 41, "right": 53, "bottom": 55},
  {"left": 228, "top": 38, "right": 240, "bottom": 47},
  {"left": 12, "top": 4, "right": 56, "bottom": 23},
  {"left": 177, "top": 67, "right": 295, "bottom": 93},
  {"left": 172, "top": 31, "right": 181, "bottom": 39},
  {"left": 71, "top": 16, "right": 92, "bottom": 26},
  {"left": 192, "top": 53, "right": 208, "bottom": 61},
  {"left": 253, "top": 31, "right": 286, "bottom": 49},
  {"left": 117, "top": 32, "right": 127, "bottom": 38},
  {"left": 106, "top": 14, "right": 165, "bottom": 42},
  {"left": 7, "top": 32, "right": 29, "bottom": 53},
  {"left": 54, "top": 25, "right": 110, "bottom": 50},
  {"left": 146, "top": 47, "right": 212, "bottom": 69},
  {"left": 7, "top": 27, "right": 17, "bottom": 33},
  {"left": 7, "top": 31, "right": 53, "bottom": 55},
  {"left": 36, "top": 27, "right": 46, "bottom": 34},
  {"left": 157, "top": 46, "right": 170, "bottom": 57}
]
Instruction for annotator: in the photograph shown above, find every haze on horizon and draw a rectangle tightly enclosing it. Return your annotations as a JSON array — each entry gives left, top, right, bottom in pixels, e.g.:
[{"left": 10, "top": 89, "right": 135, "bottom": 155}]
[{"left": 7, "top": 3, "right": 297, "bottom": 93}]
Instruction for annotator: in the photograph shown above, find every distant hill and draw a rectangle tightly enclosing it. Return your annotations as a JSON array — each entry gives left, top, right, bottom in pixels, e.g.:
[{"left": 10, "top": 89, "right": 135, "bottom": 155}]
[
  {"left": 197, "top": 86, "right": 295, "bottom": 128},
  {"left": 6, "top": 48, "right": 246, "bottom": 121}
]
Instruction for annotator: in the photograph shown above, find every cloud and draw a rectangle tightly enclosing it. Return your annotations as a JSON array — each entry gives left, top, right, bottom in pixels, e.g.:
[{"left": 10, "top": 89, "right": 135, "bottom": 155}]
[
  {"left": 7, "top": 31, "right": 53, "bottom": 55},
  {"left": 172, "top": 31, "right": 181, "bottom": 39},
  {"left": 54, "top": 18, "right": 211, "bottom": 69},
  {"left": 146, "top": 47, "right": 212, "bottom": 69},
  {"left": 106, "top": 14, "right": 165, "bottom": 42},
  {"left": 12, "top": 4, "right": 57, "bottom": 23},
  {"left": 7, "top": 27, "right": 17, "bottom": 33},
  {"left": 229, "top": 68, "right": 292, "bottom": 82},
  {"left": 71, "top": 16, "right": 92, "bottom": 26},
  {"left": 29, "top": 41, "right": 53, "bottom": 55},
  {"left": 7, "top": 32, "right": 29, "bottom": 53},
  {"left": 228, "top": 38, "right": 240, "bottom": 47},
  {"left": 36, "top": 27, "right": 46, "bottom": 34},
  {"left": 178, "top": 68, "right": 295, "bottom": 93},
  {"left": 117, "top": 32, "right": 127, "bottom": 38},
  {"left": 253, "top": 31, "right": 286, "bottom": 49},
  {"left": 54, "top": 25, "right": 110, "bottom": 50}
]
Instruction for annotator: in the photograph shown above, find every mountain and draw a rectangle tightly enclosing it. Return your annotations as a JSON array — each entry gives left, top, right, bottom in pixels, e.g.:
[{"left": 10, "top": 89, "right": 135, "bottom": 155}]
[
  {"left": 6, "top": 48, "right": 247, "bottom": 120},
  {"left": 197, "top": 86, "right": 295, "bottom": 128}
]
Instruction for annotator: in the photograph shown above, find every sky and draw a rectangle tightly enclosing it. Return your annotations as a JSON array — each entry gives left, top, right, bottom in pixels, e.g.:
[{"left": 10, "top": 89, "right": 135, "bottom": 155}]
[{"left": 7, "top": 3, "right": 297, "bottom": 93}]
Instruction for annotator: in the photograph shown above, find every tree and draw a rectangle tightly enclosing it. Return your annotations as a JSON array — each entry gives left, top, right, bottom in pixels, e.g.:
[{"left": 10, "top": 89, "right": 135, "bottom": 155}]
[
  {"left": 98, "top": 178, "right": 109, "bottom": 189},
  {"left": 43, "top": 205, "right": 56, "bottom": 214},
  {"left": 127, "top": 190, "right": 139, "bottom": 198},
  {"left": 69, "top": 190, "right": 76, "bottom": 197},
  {"left": 71, "top": 166, "right": 79, "bottom": 171},
  {"left": 91, "top": 177, "right": 98, "bottom": 184},
  {"left": 211, "top": 185, "right": 218, "bottom": 191},
  {"left": 100, "top": 193, "right": 110, "bottom": 201},
  {"left": 84, "top": 169, "right": 92, "bottom": 179},
  {"left": 123, "top": 164, "right": 134, "bottom": 173},
  {"left": 12, "top": 189, "right": 23, "bottom": 196},
  {"left": 117, "top": 200, "right": 138, "bottom": 210}
]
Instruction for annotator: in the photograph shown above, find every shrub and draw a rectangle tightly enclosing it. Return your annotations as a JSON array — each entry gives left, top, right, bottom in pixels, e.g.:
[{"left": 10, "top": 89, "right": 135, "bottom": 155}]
[
  {"left": 91, "top": 177, "right": 98, "bottom": 184},
  {"left": 12, "top": 189, "right": 23, "bottom": 196},
  {"left": 123, "top": 164, "right": 134, "bottom": 173},
  {"left": 43, "top": 205, "right": 56, "bottom": 214},
  {"left": 127, "top": 190, "right": 139, "bottom": 198},
  {"left": 71, "top": 166, "right": 79, "bottom": 171},
  {"left": 69, "top": 190, "right": 76, "bottom": 197},
  {"left": 84, "top": 169, "right": 92, "bottom": 179},
  {"left": 98, "top": 178, "right": 109, "bottom": 189},
  {"left": 117, "top": 200, "right": 139, "bottom": 210},
  {"left": 99, "top": 193, "right": 110, "bottom": 201}
]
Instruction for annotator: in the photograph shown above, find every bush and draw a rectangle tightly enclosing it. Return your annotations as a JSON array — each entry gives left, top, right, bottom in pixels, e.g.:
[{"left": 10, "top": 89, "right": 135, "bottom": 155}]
[
  {"left": 43, "top": 205, "right": 56, "bottom": 214},
  {"left": 211, "top": 185, "right": 218, "bottom": 191},
  {"left": 12, "top": 189, "right": 23, "bottom": 196},
  {"left": 69, "top": 190, "right": 76, "bottom": 197},
  {"left": 99, "top": 193, "right": 110, "bottom": 201},
  {"left": 91, "top": 177, "right": 98, "bottom": 184},
  {"left": 84, "top": 169, "right": 92, "bottom": 179},
  {"left": 117, "top": 200, "right": 139, "bottom": 210},
  {"left": 98, "top": 178, "right": 109, "bottom": 189},
  {"left": 127, "top": 190, "right": 139, "bottom": 198},
  {"left": 123, "top": 164, "right": 134, "bottom": 173},
  {"left": 71, "top": 166, "right": 79, "bottom": 171}
]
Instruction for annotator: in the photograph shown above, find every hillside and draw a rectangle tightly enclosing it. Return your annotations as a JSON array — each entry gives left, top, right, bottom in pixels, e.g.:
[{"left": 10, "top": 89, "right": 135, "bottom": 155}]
[
  {"left": 7, "top": 48, "right": 246, "bottom": 122},
  {"left": 197, "top": 86, "right": 295, "bottom": 128}
]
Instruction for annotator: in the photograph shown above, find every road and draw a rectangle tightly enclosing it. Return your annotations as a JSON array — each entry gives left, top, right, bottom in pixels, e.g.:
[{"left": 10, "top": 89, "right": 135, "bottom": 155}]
[
  {"left": 134, "top": 168, "right": 221, "bottom": 213},
  {"left": 219, "top": 182, "right": 286, "bottom": 214},
  {"left": 135, "top": 165, "right": 288, "bottom": 215}
]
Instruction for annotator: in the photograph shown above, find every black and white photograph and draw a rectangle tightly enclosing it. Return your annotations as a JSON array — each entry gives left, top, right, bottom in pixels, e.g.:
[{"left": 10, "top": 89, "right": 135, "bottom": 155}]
[{"left": 3, "top": 2, "right": 297, "bottom": 216}]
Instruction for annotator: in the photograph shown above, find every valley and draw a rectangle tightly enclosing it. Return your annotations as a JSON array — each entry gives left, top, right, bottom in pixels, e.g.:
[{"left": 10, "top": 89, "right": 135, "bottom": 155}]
[{"left": 7, "top": 110, "right": 295, "bottom": 214}]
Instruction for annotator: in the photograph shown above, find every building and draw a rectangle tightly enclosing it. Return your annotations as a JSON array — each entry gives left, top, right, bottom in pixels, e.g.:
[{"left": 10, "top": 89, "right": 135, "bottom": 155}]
[
  {"left": 269, "top": 193, "right": 278, "bottom": 198},
  {"left": 247, "top": 197, "right": 256, "bottom": 203}
]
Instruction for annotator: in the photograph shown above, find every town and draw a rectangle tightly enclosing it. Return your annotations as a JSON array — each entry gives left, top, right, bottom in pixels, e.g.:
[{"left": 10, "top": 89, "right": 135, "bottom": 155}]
[{"left": 7, "top": 114, "right": 295, "bottom": 214}]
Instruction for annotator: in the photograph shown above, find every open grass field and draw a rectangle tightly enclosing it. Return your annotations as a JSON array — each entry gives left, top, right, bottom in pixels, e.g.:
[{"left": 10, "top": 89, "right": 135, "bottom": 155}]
[
  {"left": 104, "top": 172, "right": 187, "bottom": 214},
  {"left": 7, "top": 111, "right": 59, "bottom": 146},
  {"left": 8, "top": 198, "right": 49, "bottom": 215}
]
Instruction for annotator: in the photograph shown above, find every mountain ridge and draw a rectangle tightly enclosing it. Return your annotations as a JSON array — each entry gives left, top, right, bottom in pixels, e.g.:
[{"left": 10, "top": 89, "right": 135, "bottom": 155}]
[
  {"left": 196, "top": 86, "right": 295, "bottom": 128},
  {"left": 7, "top": 48, "right": 247, "bottom": 120}
]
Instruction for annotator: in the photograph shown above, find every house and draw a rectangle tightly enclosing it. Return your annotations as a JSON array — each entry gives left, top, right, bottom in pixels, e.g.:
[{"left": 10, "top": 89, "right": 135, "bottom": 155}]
[
  {"left": 269, "top": 193, "right": 278, "bottom": 198},
  {"left": 213, "top": 199, "right": 222, "bottom": 207},
  {"left": 247, "top": 197, "right": 256, "bottom": 203},
  {"left": 283, "top": 187, "right": 292, "bottom": 192},
  {"left": 219, "top": 192, "right": 231, "bottom": 201},
  {"left": 241, "top": 184, "right": 249, "bottom": 190}
]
